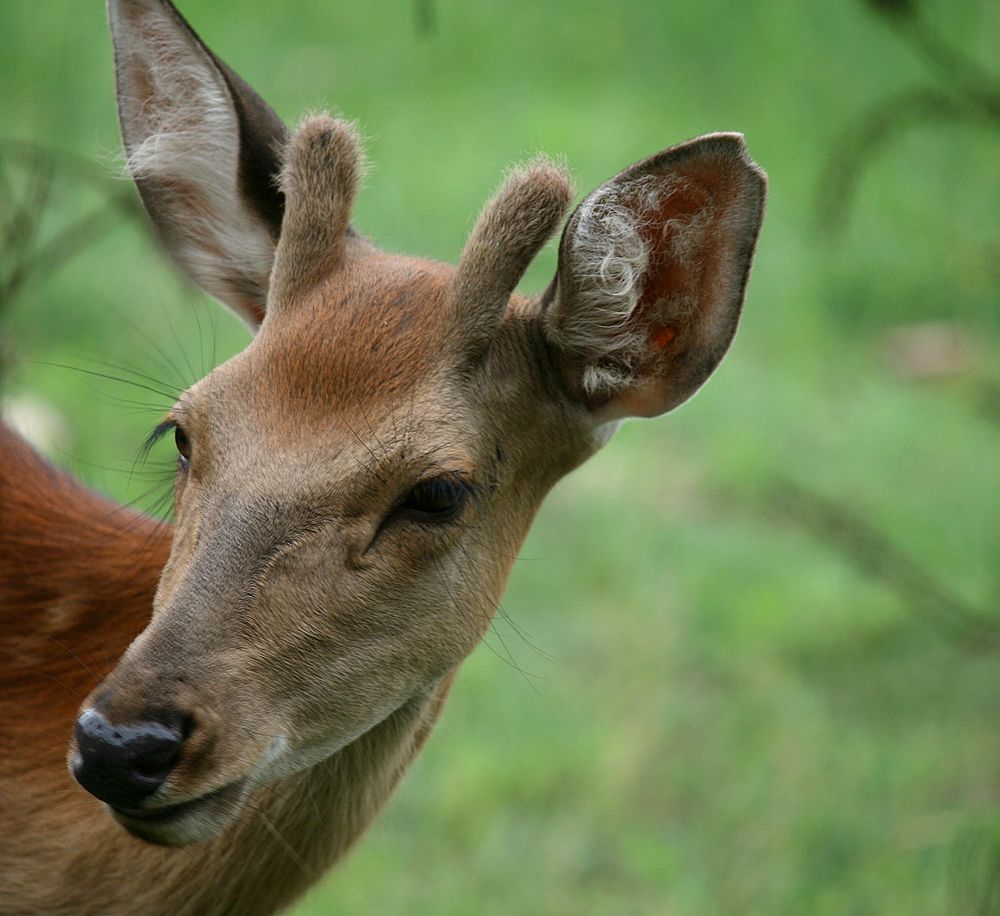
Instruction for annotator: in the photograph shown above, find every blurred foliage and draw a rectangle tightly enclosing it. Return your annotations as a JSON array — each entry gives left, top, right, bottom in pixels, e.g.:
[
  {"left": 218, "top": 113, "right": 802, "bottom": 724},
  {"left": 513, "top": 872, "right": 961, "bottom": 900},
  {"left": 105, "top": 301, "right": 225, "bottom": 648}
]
[{"left": 2, "top": 0, "right": 999, "bottom": 913}]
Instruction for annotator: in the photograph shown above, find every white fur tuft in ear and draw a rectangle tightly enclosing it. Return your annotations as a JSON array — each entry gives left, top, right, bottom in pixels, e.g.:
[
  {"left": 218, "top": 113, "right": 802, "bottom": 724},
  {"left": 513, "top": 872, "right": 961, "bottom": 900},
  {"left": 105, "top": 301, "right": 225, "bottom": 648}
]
[
  {"left": 558, "top": 176, "right": 713, "bottom": 398},
  {"left": 560, "top": 181, "right": 648, "bottom": 397}
]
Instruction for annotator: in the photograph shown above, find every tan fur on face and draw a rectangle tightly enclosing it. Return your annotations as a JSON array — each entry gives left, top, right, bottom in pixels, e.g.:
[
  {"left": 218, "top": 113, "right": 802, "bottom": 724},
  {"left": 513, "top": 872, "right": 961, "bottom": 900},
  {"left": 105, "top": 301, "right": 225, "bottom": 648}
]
[{"left": 257, "top": 254, "right": 455, "bottom": 423}]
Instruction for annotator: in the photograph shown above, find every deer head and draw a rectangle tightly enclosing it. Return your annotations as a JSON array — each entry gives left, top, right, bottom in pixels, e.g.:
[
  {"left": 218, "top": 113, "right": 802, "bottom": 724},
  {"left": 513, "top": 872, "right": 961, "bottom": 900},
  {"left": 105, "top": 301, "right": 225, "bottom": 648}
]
[{"left": 70, "top": 0, "right": 766, "bottom": 847}]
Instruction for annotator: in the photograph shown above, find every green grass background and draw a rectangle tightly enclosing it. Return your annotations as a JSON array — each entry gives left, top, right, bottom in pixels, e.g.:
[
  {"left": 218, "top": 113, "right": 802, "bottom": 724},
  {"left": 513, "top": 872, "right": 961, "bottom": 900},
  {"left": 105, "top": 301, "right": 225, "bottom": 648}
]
[{"left": 3, "top": 1, "right": 1000, "bottom": 912}]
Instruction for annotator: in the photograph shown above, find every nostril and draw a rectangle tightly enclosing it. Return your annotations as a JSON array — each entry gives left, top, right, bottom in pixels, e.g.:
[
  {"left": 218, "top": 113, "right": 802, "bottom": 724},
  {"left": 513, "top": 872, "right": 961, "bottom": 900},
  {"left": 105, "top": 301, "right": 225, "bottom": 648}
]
[
  {"left": 129, "top": 731, "right": 184, "bottom": 780},
  {"left": 72, "top": 708, "right": 189, "bottom": 809},
  {"left": 131, "top": 745, "right": 177, "bottom": 778},
  {"left": 150, "top": 706, "right": 196, "bottom": 742}
]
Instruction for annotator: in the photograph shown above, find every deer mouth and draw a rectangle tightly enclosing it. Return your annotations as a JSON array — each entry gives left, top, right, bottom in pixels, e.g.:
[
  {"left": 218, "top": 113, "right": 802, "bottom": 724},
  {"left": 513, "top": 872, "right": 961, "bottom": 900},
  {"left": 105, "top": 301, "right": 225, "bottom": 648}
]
[{"left": 110, "top": 778, "right": 249, "bottom": 846}]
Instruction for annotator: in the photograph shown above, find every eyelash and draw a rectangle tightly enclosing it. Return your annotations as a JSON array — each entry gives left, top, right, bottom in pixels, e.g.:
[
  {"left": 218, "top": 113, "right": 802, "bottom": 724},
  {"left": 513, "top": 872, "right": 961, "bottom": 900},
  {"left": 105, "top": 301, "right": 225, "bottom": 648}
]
[
  {"left": 141, "top": 419, "right": 176, "bottom": 457},
  {"left": 142, "top": 419, "right": 190, "bottom": 472},
  {"left": 391, "top": 475, "right": 474, "bottom": 525}
]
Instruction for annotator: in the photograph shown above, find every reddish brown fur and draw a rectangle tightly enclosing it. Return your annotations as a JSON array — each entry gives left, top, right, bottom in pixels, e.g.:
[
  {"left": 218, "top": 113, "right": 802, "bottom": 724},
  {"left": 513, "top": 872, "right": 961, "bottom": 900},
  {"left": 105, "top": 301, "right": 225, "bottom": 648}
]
[
  {"left": 0, "top": 424, "right": 167, "bottom": 717},
  {"left": 257, "top": 254, "right": 455, "bottom": 422}
]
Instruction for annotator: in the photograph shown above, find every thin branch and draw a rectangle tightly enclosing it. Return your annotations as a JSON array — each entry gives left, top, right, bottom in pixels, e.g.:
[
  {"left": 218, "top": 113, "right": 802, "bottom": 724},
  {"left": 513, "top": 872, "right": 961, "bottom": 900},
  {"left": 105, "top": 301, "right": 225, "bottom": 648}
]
[{"left": 768, "top": 477, "right": 1000, "bottom": 652}]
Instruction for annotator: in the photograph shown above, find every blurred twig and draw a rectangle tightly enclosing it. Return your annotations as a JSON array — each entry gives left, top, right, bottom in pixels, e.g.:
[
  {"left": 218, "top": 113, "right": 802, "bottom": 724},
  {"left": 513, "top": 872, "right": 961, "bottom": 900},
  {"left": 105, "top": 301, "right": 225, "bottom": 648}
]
[
  {"left": 0, "top": 139, "right": 141, "bottom": 304},
  {"left": 818, "top": 88, "right": 992, "bottom": 232},
  {"left": 0, "top": 139, "right": 142, "bottom": 380},
  {"left": 769, "top": 477, "right": 1000, "bottom": 652},
  {"left": 413, "top": 0, "right": 436, "bottom": 37},
  {"left": 890, "top": 5, "right": 1000, "bottom": 115},
  {"left": 819, "top": 0, "right": 1000, "bottom": 232},
  {"left": 976, "top": 379, "right": 1000, "bottom": 431}
]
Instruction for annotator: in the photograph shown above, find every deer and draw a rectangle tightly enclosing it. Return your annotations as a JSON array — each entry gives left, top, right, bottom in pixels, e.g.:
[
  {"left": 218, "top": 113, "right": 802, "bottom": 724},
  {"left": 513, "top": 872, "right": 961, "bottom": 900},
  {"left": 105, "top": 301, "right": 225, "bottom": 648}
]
[{"left": 0, "top": 1, "right": 766, "bottom": 913}]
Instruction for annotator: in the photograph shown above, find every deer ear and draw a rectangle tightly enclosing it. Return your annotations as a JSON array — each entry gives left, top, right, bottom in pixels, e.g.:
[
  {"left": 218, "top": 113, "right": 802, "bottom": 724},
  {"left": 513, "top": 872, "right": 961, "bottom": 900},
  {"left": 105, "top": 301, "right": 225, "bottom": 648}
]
[
  {"left": 108, "top": 0, "right": 287, "bottom": 331},
  {"left": 543, "top": 134, "right": 766, "bottom": 422}
]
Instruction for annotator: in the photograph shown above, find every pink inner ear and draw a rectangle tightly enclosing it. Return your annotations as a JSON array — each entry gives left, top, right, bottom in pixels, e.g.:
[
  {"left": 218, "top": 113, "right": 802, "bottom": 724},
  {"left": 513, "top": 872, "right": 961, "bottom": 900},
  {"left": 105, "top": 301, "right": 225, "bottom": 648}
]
[{"left": 634, "top": 167, "right": 726, "bottom": 354}]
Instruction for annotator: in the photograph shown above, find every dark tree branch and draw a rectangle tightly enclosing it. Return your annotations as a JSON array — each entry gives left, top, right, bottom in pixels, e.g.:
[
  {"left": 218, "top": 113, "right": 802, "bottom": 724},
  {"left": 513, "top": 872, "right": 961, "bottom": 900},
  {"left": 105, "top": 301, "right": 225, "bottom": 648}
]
[
  {"left": 819, "top": 1, "right": 1000, "bottom": 233},
  {"left": 817, "top": 88, "right": 988, "bottom": 231}
]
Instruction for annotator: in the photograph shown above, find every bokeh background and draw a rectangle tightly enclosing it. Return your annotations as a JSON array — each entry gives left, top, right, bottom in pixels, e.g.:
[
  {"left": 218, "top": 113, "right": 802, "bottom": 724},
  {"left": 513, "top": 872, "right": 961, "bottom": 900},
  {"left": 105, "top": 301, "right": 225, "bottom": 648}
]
[{"left": 3, "top": 1, "right": 999, "bottom": 912}]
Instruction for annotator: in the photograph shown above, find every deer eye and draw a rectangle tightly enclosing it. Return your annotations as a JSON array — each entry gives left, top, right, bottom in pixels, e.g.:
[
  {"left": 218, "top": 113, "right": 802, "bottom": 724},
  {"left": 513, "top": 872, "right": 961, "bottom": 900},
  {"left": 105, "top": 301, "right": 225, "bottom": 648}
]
[
  {"left": 396, "top": 476, "right": 472, "bottom": 524},
  {"left": 174, "top": 425, "right": 192, "bottom": 470}
]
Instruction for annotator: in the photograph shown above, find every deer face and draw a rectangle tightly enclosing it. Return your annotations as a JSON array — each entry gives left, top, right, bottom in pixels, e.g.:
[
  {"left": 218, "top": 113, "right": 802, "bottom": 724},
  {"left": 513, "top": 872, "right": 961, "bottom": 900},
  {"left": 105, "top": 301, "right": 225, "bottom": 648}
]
[
  {"left": 69, "top": 0, "right": 764, "bottom": 847},
  {"left": 91, "top": 257, "right": 588, "bottom": 845}
]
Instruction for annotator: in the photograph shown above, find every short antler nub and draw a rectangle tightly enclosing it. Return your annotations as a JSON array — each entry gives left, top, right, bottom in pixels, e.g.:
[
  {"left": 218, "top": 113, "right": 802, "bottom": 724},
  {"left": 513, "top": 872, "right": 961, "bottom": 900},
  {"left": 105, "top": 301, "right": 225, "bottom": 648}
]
[
  {"left": 269, "top": 116, "right": 364, "bottom": 306},
  {"left": 452, "top": 158, "right": 573, "bottom": 352}
]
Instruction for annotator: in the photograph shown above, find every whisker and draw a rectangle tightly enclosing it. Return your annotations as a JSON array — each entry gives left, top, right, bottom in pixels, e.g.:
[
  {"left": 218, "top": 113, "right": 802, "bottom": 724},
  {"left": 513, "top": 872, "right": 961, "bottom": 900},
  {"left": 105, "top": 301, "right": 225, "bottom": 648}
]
[
  {"left": 27, "top": 360, "right": 180, "bottom": 403},
  {"left": 64, "top": 353, "right": 185, "bottom": 396},
  {"left": 42, "top": 635, "right": 99, "bottom": 681}
]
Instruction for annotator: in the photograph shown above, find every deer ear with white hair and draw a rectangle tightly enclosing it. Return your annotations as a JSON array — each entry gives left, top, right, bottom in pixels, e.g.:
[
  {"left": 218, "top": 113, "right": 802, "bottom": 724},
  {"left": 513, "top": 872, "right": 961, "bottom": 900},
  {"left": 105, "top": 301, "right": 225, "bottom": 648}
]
[
  {"left": 542, "top": 133, "right": 766, "bottom": 423},
  {"left": 109, "top": 0, "right": 288, "bottom": 330}
]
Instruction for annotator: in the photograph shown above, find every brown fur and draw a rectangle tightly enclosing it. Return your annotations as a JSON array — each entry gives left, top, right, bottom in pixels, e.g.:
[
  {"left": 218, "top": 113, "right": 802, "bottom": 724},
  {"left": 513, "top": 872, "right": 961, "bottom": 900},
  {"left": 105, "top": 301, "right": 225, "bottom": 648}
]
[
  {"left": 0, "top": 2, "right": 765, "bottom": 912},
  {"left": 453, "top": 159, "right": 573, "bottom": 352}
]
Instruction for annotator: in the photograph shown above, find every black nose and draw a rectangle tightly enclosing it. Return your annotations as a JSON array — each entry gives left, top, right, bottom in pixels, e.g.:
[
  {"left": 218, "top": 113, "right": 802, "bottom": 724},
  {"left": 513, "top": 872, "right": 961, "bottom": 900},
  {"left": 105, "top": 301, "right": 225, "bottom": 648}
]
[{"left": 71, "top": 708, "right": 187, "bottom": 809}]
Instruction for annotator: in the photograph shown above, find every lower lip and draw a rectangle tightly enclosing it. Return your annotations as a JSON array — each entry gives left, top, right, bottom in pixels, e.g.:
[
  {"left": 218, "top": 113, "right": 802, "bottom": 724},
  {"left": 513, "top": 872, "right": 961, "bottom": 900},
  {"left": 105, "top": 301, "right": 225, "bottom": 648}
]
[{"left": 112, "top": 782, "right": 234, "bottom": 823}]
